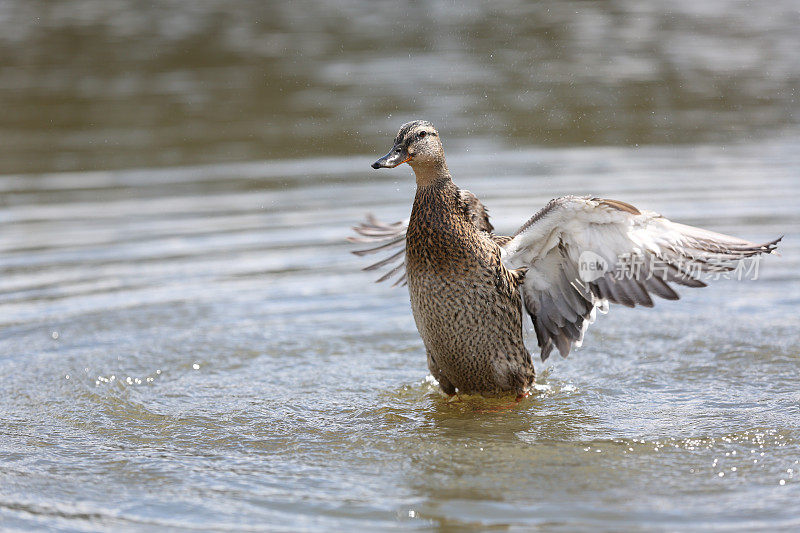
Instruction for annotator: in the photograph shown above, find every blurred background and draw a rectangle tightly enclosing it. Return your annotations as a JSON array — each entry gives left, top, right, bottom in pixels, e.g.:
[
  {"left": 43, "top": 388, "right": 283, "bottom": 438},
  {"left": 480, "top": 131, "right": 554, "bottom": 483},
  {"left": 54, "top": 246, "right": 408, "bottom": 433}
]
[
  {"left": 1, "top": 1, "right": 799, "bottom": 530},
  {"left": 1, "top": 0, "right": 798, "bottom": 175}
]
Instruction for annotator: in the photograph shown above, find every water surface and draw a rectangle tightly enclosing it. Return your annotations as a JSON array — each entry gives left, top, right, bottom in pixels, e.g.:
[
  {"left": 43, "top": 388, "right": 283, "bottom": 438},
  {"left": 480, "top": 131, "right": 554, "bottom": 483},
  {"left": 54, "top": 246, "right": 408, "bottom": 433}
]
[
  {"left": 1, "top": 0, "right": 800, "bottom": 530},
  {"left": 1, "top": 139, "right": 799, "bottom": 530}
]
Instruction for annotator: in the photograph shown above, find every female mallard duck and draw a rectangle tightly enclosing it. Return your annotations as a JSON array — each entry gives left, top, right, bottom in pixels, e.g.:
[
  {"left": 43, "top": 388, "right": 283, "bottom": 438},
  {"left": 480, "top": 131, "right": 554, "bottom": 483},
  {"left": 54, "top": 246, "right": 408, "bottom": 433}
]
[{"left": 351, "top": 120, "right": 780, "bottom": 398}]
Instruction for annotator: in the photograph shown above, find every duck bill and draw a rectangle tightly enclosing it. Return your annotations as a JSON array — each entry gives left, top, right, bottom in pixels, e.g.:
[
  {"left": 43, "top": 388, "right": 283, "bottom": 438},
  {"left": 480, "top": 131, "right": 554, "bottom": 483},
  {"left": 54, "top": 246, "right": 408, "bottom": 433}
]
[{"left": 371, "top": 145, "right": 411, "bottom": 169}]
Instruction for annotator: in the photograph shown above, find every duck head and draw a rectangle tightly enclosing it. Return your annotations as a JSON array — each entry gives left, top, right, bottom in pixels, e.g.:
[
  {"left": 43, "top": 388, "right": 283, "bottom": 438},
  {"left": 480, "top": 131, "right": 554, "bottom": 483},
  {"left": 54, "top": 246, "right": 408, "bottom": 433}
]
[{"left": 371, "top": 120, "right": 446, "bottom": 174}]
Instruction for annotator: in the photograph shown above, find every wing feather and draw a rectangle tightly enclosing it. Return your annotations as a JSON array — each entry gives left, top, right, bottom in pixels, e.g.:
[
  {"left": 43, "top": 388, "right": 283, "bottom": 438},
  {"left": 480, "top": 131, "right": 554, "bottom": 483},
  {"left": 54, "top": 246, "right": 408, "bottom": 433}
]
[
  {"left": 348, "top": 214, "right": 409, "bottom": 286},
  {"left": 503, "top": 196, "right": 781, "bottom": 361}
]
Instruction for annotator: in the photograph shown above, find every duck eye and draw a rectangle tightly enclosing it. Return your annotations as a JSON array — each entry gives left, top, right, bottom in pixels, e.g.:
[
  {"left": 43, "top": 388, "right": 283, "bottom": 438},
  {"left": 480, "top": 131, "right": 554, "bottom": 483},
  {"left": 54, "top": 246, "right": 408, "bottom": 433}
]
[{"left": 418, "top": 131, "right": 427, "bottom": 139}]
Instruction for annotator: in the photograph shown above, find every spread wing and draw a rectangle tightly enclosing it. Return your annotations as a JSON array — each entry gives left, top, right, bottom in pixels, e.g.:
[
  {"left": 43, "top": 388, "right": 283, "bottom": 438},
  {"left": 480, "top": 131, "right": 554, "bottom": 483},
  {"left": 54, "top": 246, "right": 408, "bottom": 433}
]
[
  {"left": 502, "top": 196, "right": 781, "bottom": 361},
  {"left": 349, "top": 189, "right": 500, "bottom": 286}
]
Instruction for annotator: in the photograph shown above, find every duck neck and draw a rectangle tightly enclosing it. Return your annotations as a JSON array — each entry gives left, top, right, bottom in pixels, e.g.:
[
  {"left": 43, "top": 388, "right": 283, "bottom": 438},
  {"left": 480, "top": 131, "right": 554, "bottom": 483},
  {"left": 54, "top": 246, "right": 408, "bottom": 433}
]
[
  {"left": 411, "top": 161, "right": 459, "bottom": 223},
  {"left": 411, "top": 160, "right": 451, "bottom": 188}
]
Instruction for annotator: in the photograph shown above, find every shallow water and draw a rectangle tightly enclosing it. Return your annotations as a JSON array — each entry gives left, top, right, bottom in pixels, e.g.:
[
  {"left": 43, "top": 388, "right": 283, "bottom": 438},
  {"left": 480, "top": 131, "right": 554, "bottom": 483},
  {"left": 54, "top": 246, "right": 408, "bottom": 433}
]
[
  {"left": 1, "top": 139, "right": 799, "bottom": 531},
  {"left": 2, "top": 0, "right": 800, "bottom": 530}
]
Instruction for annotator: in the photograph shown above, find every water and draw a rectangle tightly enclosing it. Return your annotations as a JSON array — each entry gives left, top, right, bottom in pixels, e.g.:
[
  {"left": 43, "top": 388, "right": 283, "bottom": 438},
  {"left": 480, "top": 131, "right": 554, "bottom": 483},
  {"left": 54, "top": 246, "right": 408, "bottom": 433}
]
[
  {"left": 2, "top": 142, "right": 798, "bottom": 530},
  {"left": 2, "top": 0, "right": 799, "bottom": 174},
  {"left": 1, "top": 1, "right": 800, "bottom": 531}
]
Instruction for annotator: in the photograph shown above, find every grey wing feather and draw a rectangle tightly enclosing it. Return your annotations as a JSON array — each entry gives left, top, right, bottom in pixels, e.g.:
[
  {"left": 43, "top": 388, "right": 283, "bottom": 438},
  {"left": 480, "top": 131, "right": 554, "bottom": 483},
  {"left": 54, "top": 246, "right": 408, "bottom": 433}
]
[
  {"left": 348, "top": 214, "right": 408, "bottom": 286},
  {"left": 502, "top": 196, "right": 781, "bottom": 361}
]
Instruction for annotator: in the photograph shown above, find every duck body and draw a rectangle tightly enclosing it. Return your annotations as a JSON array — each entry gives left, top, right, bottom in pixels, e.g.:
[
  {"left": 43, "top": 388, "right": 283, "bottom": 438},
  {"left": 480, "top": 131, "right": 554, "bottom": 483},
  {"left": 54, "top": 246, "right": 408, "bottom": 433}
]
[{"left": 405, "top": 178, "right": 533, "bottom": 396}]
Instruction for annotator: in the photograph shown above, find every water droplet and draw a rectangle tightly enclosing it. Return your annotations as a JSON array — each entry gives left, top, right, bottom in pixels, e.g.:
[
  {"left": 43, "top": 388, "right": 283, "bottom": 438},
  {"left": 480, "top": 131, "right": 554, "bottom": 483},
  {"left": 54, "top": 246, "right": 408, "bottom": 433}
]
[
  {"left": 718, "top": 472, "right": 724, "bottom": 477},
  {"left": 51, "top": 331, "right": 59, "bottom": 339},
  {"left": 65, "top": 374, "right": 70, "bottom": 380},
  {"left": 192, "top": 363, "right": 200, "bottom": 370},
  {"left": 779, "top": 479, "right": 786, "bottom": 486}
]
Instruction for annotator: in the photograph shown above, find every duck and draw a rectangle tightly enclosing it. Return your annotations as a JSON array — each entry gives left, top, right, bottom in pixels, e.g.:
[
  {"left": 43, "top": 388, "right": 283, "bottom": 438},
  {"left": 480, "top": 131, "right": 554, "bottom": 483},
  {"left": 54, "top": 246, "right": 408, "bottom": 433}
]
[{"left": 350, "top": 120, "right": 781, "bottom": 398}]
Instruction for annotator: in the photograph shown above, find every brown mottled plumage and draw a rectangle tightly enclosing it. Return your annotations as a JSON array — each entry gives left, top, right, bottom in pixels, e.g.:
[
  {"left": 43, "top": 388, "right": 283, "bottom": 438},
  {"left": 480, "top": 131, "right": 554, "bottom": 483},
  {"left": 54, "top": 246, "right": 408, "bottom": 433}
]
[
  {"left": 369, "top": 120, "right": 533, "bottom": 396},
  {"left": 352, "top": 120, "right": 781, "bottom": 398},
  {"left": 406, "top": 178, "right": 532, "bottom": 396}
]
